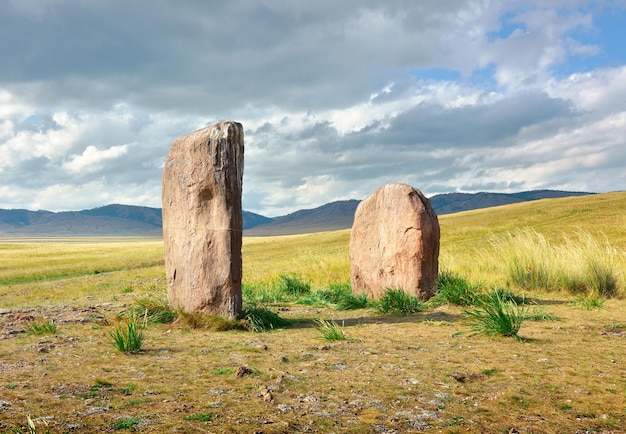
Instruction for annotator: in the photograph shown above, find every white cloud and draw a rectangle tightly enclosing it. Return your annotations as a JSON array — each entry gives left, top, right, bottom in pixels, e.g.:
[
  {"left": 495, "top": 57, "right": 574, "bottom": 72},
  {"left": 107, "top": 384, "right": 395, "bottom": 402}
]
[
  {"left": 549, "top": 66, "right": 626, "bottom": 113},
  {"left": 63, "top": 144, "right": 129, "bottom": 174}
]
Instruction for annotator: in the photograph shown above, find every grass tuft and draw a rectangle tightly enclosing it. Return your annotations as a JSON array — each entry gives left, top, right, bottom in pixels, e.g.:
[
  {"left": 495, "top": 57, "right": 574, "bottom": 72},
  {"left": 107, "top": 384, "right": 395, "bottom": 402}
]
[
  {"left": 376, "top": 288, "right": 427, "bottom": 314},
  {"left": 239, "top": 304, "right": 291, "bottom": 332},
  {"left": 463, "top": 290, "right": 525, "bottom": 338},
  {"left": 431, "top": 271, "right": 481, "bottom": 306},
  {"left": 213, "top": 367, "right": 235, "bottom": 376},
  {"left": 242, "top": 282, "right": 289, "bottom": 305},
  {"left": 109, "top": 315, "right": 145, "bottom": 353},
  {"left": 277, "top": 273, "right": 311, "bottom": 295},
  {"left": 313, "top": 282, "right": 351, "bottom": 303},
  {"left": 586, "top": 259, "right": 619, "bottom": 298},
  {"left": 315, "top": 319, "right": 349, "bottom": 341},
  {"left": 123, "top": 295, "right": 176, "bottom": 324},
  {"left": 113, "top": 416, "right": 141, "bottom": 430},
  {"left": 184, "top": 412, "right": 215, "bottom": 422},
  {"left": 297, "top": 282, "right": 370, "bottom": 310},
  {"left": 25, "top": 318, "right": 57, "bottom": 336},
  {"left": 336, "top": 292, "right": 369, "bottom": 310},
  {"left": 569, "top": 293, "right": 605, "bottom": 310},
  {"left": 120, "top": 384, "right": 136, "bottom": 395}
]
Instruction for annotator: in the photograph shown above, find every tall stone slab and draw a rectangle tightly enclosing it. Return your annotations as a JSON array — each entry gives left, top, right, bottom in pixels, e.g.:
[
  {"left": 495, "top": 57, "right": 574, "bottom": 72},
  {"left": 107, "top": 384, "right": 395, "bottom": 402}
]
[
  {"left": 162, "top": 121, "right": 244, "bottom": 317},
  {"left": 349, "top": 183, "right": 440, "bottom": 299}
]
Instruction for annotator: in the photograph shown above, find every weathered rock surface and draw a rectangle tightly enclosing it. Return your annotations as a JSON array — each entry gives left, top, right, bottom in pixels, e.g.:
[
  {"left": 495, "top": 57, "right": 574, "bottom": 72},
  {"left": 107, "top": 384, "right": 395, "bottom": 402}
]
[
  {"left": 349, "top": 183, "right": 440, "bottom": 299},
  {"left": 162, "top": 121, "right": 244, "bottom": 317}
]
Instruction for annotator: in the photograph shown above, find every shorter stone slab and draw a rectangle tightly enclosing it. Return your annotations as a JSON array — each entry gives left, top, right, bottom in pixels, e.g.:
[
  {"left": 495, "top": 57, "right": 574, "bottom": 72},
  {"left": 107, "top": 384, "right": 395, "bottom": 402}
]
[{"left": 349, "top": 183, "right": 440, "bottom": 299}]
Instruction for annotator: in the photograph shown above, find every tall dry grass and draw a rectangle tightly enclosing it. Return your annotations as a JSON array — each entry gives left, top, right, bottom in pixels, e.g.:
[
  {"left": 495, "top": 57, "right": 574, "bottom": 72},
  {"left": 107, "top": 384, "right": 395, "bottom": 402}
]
[{"left": 490, "top": 229, "right": 624, "bottom": 297}]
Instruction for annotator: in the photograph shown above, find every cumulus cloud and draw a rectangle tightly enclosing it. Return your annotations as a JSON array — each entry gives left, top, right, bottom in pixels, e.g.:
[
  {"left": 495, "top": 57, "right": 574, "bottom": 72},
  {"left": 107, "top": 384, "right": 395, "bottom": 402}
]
[
  {"left": 0, "top": 0, "right": 624, "bottom": 215},
  {"left": 63, "top": 144, "right": 129, "bottom": 174}
]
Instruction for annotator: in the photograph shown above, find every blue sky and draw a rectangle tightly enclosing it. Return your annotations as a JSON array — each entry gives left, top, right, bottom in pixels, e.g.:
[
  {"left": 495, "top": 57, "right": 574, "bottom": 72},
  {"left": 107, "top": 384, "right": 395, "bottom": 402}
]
[{"left": 0, "top": 0, "right": 625, "bottom": 216}]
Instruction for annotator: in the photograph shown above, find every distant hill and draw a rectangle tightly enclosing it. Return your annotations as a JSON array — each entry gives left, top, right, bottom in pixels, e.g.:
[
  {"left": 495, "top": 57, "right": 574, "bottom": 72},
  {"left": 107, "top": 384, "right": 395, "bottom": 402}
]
[
  {"left": 80, "top": 204, "right": 162, "bottom": 226},
  {"left": 242, "top": 211, "right": 273, "bottom": 230},
  {"left": 429, "top": 190, "right": 590, "bottom": 215},
  {"left": 0, "top": 206, "right": 163, "bottom": 236},
  {"left": 0, "top": 190, "right": 592, "bottom": 237},
  {"left": 0, "top": 206, "right": 275, "bottom": 236},
  {"left": 246, "top": 190, "right": 591, "bottom": 236},
  {"left": 244, "top": 200, "right": 360, "bottom": 236}
]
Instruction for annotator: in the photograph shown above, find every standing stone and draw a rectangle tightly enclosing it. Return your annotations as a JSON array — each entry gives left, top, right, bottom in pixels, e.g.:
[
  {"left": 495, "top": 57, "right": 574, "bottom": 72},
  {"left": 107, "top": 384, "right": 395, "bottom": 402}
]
[
  {"left": 349, "top": 183, "right": 440, "bottom": 299},
  {"left": 162, "top": 121, "right": 244, "bottom": 318}
]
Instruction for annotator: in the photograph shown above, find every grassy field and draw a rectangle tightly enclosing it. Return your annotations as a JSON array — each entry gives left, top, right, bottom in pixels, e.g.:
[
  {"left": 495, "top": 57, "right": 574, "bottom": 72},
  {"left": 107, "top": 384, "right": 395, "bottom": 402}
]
[{"left": 0, "top": 192, "right": 625, "bottom": 433}]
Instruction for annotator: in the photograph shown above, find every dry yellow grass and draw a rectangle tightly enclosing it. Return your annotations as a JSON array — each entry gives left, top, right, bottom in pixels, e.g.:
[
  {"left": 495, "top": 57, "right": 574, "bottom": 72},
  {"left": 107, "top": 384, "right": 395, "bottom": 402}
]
[
  {"left": 243, "top": 231, "right": 350, "bottom": 287},
  {"left": 1, "top": 192, "right": 625, "bottom": 433}
]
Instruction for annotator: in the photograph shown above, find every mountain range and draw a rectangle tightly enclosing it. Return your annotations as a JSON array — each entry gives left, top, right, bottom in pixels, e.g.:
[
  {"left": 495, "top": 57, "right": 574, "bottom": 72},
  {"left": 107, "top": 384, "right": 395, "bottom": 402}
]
[{"left": 0, "top": 190, "right": 591, "bottom": 237}]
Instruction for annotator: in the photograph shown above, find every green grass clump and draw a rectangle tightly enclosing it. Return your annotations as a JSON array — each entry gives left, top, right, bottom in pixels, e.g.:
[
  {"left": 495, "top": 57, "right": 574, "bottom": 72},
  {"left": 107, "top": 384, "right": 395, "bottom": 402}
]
[
  {"left": 315, "top": 319, "right": 349, "bottom": 341},
  {"left": 242, "top": 282, "right": 289, "bottom": 305},
  {"left": 298, "top": 283, "right": 348, "bottom": 306},
  {"left": 123, "top": 295, "right": 176, "bottom": 324},
  {"left": 25, "top": 318, "right": 57, "bottom": 336},
  {"left": 335, "top": 292, "right": 369, "bottom": 310},
  {"left": 481, "top": 368, "right": 498, "bottom": 376},
  {"left": 313, "top": 282, "right": 351, "bottom": 303},
  {"left": 463, "top": 290, "right": 526, "bottom": 339},
  {"left": 297, "top": 282, "right": 370, "bottom": 310},
  {"left": 113, "top": 416, "right": 141, "bottom": 430},
  {"left": 431, "top": 271, "right": 481, "bottom": 306},
  {"left": 239, "top": 304, "right": 291, "bottom": 332},
  {"left": 295, "top": 292, "right": 326, "bottom": 307},
  {"left": 376, "top": 288, "right": 427, "bottom": 315},
  {"left": 120, "top": 384, "right": 136, "bottom": 395},
  {"left": 184, "top": 412, "right": 215, "bottom": 422},
  {"left": 213, "top": 367, "right": 235, "bottom": 376},
  {"left": 277, "top": 273, "right": 311, "bottom": 295},
  {"left": 320, "top": 282, "right": 369, "bottom": 310},
  {"left": 569, "top": 293, "right": 605, "bottom": 310},
  {"left": 109, "top": 315, "right": 145, "bottom": 353}
]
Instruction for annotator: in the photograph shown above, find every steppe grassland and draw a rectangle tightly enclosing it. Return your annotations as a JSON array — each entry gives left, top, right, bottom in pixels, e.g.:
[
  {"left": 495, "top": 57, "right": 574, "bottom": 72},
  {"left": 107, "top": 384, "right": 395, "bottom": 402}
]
[
  {"left": 2, "top": 192, "right": 625, "bottom": 299},
  {"left": 243, "top": 231, "right": 350, "bottom": 287},
  {"left": 0, "top": 192, "right": 625, "bottom": 433},
  {"left": 0, "top": 239, "right": 165, "bottom": 307},
  {"left": 438, "top": 191, "right": 626, "bottom": 288}
]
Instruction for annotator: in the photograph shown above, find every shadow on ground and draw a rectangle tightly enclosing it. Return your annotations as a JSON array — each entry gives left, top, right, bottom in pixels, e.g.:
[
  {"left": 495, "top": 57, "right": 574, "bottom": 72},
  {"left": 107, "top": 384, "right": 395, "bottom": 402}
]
[{"left": 287, "top": 310, "right": 462, "bottom": 329}]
